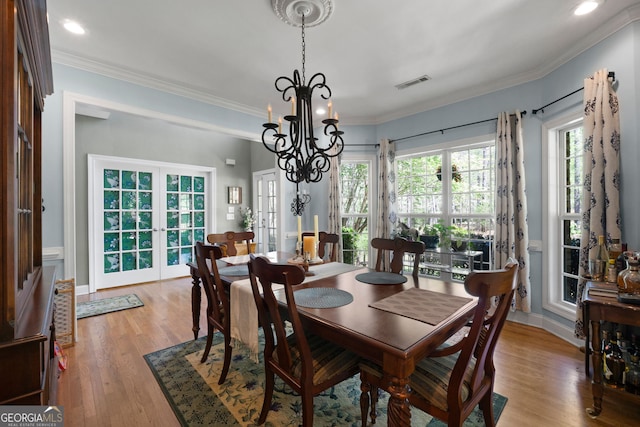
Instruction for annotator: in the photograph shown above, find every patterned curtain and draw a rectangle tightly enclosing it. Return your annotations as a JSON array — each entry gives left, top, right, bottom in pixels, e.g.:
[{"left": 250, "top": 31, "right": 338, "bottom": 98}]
[
  {"left": 495, "top": 110, "right": 531, "bottom": 312},
  {"left": 327, "top": 144, "right": 343, "bottom": 262},
  {"left": 575, "top": 69, "right": 621, "bottom": 339},
  {"left": 375, "top": 139, "right": 397, "bottom": 269}
]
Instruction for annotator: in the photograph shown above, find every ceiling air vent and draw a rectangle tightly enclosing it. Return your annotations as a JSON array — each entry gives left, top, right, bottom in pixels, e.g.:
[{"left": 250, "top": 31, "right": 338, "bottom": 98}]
[{"left": 395, "top": 74, "right": 431, "bottom": 90}]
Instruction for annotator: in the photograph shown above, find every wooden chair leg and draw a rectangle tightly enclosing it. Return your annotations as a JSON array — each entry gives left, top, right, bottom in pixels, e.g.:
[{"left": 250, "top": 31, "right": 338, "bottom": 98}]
[
  {"left": 200, "top": 324, "right": 214, "bottom": 363},
  {"left": 258, "top": 369, "right": 275, "bottom": 425},
  {"left": 479, "top": 391, "right": 496, "bottom": 427},
  {"left": 218, "top": 335, "right": 232, "bottom": 385},
  {"left": 301, "top": 390, "right": 314, "bottom": 426},
  {"left": 359, "top": 375, "right": 370, "bottom": 427}
]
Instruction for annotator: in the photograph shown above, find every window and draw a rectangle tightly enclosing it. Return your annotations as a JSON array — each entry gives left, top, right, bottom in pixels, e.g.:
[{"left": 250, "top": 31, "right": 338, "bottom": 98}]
[
  {"left": 396, "top": 138, "right": 496, "bottom": 279},
  {"left": 340, "top": 158, "right": 373, "bottom": 266},
  {"left": 543, "top": 112, "right": 583, "bottom": 319}
]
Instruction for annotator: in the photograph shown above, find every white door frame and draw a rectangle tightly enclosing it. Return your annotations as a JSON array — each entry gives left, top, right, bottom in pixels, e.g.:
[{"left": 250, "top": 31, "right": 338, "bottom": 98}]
[
  {"left": 62, "top": 91, "right": 262, "bottom": 296},
  {"left": 87, "top": 154, "right": 214, "bottom": 292}
]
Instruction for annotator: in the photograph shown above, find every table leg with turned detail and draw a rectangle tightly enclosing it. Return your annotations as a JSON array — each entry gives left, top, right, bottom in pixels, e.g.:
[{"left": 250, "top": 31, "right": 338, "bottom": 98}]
[
  {"left": 586, "top": 318, "right": 603, "bottom": 417},
  {"left": 187, "top": 262, "right": 202, "bottom": 340}
]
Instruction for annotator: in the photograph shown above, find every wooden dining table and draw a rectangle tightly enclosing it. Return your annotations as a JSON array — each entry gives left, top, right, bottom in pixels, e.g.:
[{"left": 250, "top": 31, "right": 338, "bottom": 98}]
[
  {"left": 273, "top": 266, "right": 477, "bottom": 427},
  {"left": 188, "top": 255, "right": 477, "bottom": 426}
]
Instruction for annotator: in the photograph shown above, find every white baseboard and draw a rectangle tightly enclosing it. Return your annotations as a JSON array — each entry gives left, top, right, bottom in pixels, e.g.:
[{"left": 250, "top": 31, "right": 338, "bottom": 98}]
[
  {"left": 76, "top": 284, "right": 90, "bottom": 295},
  {"left": 507, "top": 310, "right": 583, "bottom": 348}
]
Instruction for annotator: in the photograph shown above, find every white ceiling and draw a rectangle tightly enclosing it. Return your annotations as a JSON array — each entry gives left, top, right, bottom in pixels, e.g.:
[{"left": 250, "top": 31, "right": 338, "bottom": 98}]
[{"left": 47, "top": 0, "right": 640, "bottom": 125}]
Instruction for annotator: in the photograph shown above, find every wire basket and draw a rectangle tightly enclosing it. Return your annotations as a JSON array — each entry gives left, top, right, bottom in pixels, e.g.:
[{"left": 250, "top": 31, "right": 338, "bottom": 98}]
[{"left": 54, "top": 278, "right": 75, "bottom": 348}]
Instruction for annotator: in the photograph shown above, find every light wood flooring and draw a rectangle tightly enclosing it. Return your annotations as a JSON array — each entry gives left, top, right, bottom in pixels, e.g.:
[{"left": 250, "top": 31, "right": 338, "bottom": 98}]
[{"left": 57, "top": 277, "right": 640, "bottom": 426}]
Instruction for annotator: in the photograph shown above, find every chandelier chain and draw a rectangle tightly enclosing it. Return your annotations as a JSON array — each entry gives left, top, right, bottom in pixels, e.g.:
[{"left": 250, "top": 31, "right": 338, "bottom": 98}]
[{"left": 301, "top": 13, "right": 306, "bottom": 85}]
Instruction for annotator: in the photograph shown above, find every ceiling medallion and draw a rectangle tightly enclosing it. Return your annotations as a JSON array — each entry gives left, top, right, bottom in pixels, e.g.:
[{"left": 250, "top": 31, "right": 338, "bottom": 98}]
[{"left": 271, "top": 0, "right": 334, "bottom": 27}]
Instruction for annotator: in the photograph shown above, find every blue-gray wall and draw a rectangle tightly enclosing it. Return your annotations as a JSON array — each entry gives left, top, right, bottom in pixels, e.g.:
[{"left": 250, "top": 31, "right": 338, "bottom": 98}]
[{"left": 41, "top": 21, "right": 640, "bottom": 336}]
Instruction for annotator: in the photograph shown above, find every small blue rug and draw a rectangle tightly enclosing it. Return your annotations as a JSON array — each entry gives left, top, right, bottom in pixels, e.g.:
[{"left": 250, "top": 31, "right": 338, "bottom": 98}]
[{"left": 77, "top": 293, "right": 144, "bottom": 319}]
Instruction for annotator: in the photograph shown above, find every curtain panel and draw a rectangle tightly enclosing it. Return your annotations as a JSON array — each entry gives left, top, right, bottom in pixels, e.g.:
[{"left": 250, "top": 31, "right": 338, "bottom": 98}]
[
  {"left": 327, "top": 145, "right": 343, "bottom": 262},
  {"left": 375, "top": 139, "right": 397, "bottom": 269},
  {"left": 575, "top": 69, "right": 621, "bottom": 339},
  {"left": 495, "top": 111, "right": 531, "bottom": 312}
]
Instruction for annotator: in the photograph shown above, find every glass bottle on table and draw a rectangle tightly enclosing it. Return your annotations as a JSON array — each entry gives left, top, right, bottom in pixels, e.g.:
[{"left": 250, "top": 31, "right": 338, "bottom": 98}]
[
  {"left": 590, "top": 235, "right": 609, "bottom": 281},
  {"left": 626, "top": 334, "right": 640, "bottom": 394},
  {"left": 605, "top": 331, "right": 626, "bottom": 389},
  {"left": 622, "top": 252, "right": 640, "bottom": 295},
  {"left": 616, "top": 244, "right": 629, "bottom": 290}
]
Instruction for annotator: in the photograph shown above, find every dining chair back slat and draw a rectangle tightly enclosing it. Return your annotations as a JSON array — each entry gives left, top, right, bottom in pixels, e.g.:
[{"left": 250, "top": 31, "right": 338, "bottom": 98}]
[
  {"left": 207, "top": 231, "right": 255, "bottom": 256},
  {"left": 371, "top": 236, "right": 425, "bottom": 276}
]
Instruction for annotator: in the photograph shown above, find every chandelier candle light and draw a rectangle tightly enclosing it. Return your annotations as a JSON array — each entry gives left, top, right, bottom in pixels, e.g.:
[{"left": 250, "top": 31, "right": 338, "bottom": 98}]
[{"left": 262, "top": 0, "right": 344, "bottom": 216}]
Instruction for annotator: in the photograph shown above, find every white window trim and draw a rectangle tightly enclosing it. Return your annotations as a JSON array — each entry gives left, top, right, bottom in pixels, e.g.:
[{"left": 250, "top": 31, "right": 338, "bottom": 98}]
[{"left": 542, "top": 111, "right": 583, "bottom": 320}]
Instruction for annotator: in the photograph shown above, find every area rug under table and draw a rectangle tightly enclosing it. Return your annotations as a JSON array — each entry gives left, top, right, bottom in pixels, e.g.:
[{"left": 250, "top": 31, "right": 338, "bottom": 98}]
[
  {"left": 76, "top": 293, "right": 144, "bottom": 319},
  {"left": 144, "top": 333, "right": 507, "bottom": 426}
]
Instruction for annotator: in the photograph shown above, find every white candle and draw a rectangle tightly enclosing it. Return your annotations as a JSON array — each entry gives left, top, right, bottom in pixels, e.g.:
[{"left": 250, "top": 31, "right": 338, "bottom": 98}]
[
  {"left": 297, "top": 216, "right": 302, "bottom": 244},
  {"left": 291, "top": 97, "right": 296, "bottom": 115},
  {"left": 278, "top": 116, "right": 282, "bottom": 133},
  {"left": 327, "top": 100, "right": 332, "bottom": 119},
  {"left": 314, "top": 215, "right": 319, "bottom": 244},
  {"left": 267, "top": 104, "right": 272, "bottom": 123}
]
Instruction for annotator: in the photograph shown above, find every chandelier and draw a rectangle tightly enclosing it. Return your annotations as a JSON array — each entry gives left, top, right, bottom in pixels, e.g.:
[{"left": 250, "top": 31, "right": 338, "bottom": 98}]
[{"left": 262, "top": 0, "right": 344, "bottom": 215}]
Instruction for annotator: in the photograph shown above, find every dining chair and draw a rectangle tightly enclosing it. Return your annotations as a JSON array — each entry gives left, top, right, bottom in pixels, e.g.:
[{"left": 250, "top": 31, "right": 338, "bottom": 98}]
[
  {"left": 248, "top": 254, "right": 360, "bottom": 427},
  {"left": 302, "top": 231, "right": 339, "bottom": 262},
  {"left": 359, "top": 261, "right": 518, "bottom": 427},
  {"left": 194, "top": 241, "right": 233, "bottom": 385},
  {"left": 206, "top": 230, "right": 255, "bottom": 256},
  {"left": 371, "top": 236, "right": 425, "bottom": 276}
]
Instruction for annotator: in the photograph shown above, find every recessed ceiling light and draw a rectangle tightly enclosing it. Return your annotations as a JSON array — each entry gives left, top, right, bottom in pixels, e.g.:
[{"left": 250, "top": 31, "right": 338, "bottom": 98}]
[
  {"left": 63, "top": 20, "right": 86, "bottom": 35},
  {"left": 316, "top": 107, "right": 326, "bottom": 115},
  {"left": 574, "top": 1, "right": 599, "bottom": 16}
]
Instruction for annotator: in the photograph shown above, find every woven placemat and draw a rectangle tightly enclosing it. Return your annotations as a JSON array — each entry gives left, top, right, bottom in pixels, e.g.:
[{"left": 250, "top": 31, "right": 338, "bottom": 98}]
[
  {"left": 369, "top": 288, "right": 473, "bottom": 325},
  {"left": 294, "top": 288, "right": 354, "bottom": 308},
  {"left": 355, "top": 271, "right": 408, "bottom": 285}
]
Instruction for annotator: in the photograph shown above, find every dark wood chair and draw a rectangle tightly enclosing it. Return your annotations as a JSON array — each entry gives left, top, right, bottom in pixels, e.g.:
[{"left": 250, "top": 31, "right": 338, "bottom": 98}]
[
  {"left": 206, "top": 231, "right": 255, "bottom": 256},
  {"left": 248, "top": 254, "right": 360, "bottom": 426},
  {"left": 371, "top": 236, "right": 425, "bottom": 276},
  {"left": 302, "top": 231, "right": 339, "bottom": 262},
  {"left": 359, "top": 261, "right": 519, "bottom": 427},
  {"left": 194, "top": 241, "right": 233, "bottom": 385}
]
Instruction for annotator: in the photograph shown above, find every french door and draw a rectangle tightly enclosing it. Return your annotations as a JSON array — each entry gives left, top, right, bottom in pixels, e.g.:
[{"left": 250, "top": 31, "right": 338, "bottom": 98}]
[
  {"left": 89, "top": 155, "right": 213, "bottom": 290},
  {"left": 253, "top": 169, "right": 277, "bottom": 254}
]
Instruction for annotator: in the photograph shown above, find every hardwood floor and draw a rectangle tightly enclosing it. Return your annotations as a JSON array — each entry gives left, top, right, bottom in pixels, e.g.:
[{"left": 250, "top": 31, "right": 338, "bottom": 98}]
[{"left": 57, "top": 277, "right": 640, "bottom": 426}]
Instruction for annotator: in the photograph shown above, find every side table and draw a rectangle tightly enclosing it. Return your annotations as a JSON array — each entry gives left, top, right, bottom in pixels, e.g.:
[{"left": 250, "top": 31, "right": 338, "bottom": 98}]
[{"left": 583, "top": 281, "right": 640, "bottom": 417}]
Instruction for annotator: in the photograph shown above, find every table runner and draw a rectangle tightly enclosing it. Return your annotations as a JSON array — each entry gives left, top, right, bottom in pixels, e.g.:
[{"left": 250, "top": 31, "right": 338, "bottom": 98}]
[
  {"left": 230, "top": 262, "right": 361, "bottom": 361},
  {"left": 369, "top": 287, "right": 474, "bottom": 325}
]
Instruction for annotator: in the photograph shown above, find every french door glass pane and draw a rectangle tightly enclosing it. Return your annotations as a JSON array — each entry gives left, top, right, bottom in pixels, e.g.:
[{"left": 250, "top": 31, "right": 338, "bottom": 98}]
[
  {"left": 165, "top": 173, "right": 206, "bottom": 266},
  {"left": 102, "top": 168, "right": 154, "bottom": 274}
]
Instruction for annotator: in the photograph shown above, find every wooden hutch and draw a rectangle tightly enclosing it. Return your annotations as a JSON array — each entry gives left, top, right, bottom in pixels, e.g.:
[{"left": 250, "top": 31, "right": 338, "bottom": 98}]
[{"left": 0, "top": 0, "right": 55, "bottom": 404}]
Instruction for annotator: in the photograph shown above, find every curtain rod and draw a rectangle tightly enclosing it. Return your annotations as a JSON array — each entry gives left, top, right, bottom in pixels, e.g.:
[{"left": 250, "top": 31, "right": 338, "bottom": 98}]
[
  {"left": 389, "top": 111, "right": 526, "bottom": 144},
  {"left": 532, "top": 71, "right": 615, "bottom": 115}
]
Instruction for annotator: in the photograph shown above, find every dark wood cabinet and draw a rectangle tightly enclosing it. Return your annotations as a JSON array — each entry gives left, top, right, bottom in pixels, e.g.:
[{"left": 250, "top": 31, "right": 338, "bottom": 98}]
[{"left": 0, "top": 0, "right": 55, "bottom": 405}]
